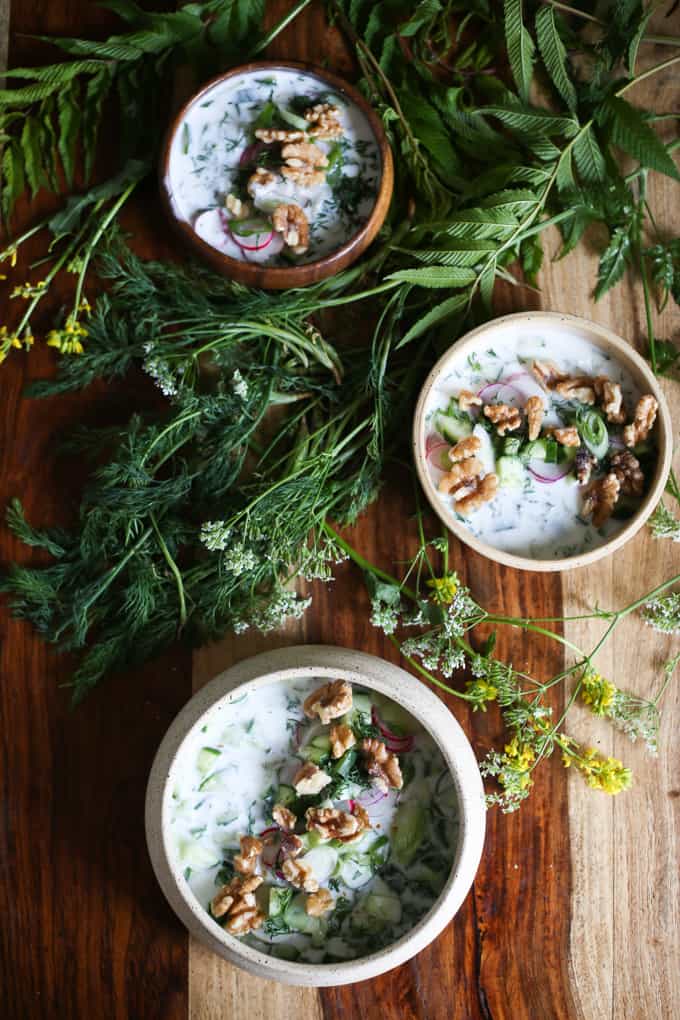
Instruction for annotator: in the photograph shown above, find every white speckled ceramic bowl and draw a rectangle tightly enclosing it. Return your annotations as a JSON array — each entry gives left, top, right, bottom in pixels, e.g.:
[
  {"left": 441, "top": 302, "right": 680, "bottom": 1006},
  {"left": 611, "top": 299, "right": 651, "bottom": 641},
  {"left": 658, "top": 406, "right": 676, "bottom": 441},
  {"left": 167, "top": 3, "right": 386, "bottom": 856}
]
[
  {"left": 145, "top": 645, "right": 486, "bottom": 986},
  {"left": 413, "top": 311, "right": 672, "bottom": 573}
]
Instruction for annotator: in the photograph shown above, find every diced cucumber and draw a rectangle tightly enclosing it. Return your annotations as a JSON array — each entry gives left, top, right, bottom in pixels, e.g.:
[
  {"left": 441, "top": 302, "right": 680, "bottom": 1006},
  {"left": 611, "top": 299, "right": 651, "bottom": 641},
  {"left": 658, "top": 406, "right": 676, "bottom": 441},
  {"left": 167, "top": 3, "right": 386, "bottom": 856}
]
[
  {"left": 300, "top": 744, "right": 330, "bottom": 765},
  {"left": 325, "top": 938, "right": 358, "bottom": 960},
  {"left": 502, "top": 436, "right": 522, "bottom": 456},
  {"left": 275, "top": 783, "right": 296, "bottom": 807},
  {"left": 179, "top": 838, "right": 220, "bottom": 871},
  {"left": 497, "top": 455, "right": 525, "bottom": 489},
  {"left": 339, "top": 858, "right": 374, "bottom": 889},
  {"left": 196, "top": 747, "right": 221, "bottom": 775},
  {"left": 279, "top": 106, "right": 309, "bottom": 131},
  {"left": 373, "top": 695, "right": 418, "bottom": 736},
  {"left": 522, "top": 438, "right": 546, "bottom": 462},
  {"left": 364, "top": 891, "right": 402, "bottom": 925},
  {"left": 435, "top": 411, "right": 472, "bottom": 444},
  {"left": 300, "top": 829, "right": 325, "bottom": 851},
  {"left": 302, "top": 846, "right": 338, "bottom": 885},
  {"left": 283, "top": 893, "right": 326, "bottom": 935},
  {"left": 352, "top": 692, "right": 373, "bottom": 718},
  {"left": 268, "top": 886, "right": 293, "bottom": 917},
  {"left": 198, "top": 768, "right": 232, "bottom": 792},
  {"left": 472, "top": 423, "right": 496, "bottom": 475},
  {"left": 311, "top": 734, "right": 332, "bottom": 751},
  {"left": 391, "top": 800, "right": 427, "bottom": 866}
]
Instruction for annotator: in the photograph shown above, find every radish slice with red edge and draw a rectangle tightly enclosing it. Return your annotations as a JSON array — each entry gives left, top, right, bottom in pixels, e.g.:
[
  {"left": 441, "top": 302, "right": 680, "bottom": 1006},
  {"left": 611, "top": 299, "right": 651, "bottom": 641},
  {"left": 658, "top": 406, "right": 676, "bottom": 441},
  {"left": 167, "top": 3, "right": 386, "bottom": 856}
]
[
  {"left": 528, "top": 463, "right": 571, "bottom": 483},
  {"left": 426, "top": 435, "right": 451, "bottom": 470},
  {"left": 371, "top": 706, "right": 415, "bottom": 751},
  {"left": 357, "top": 787, "right": 388, "bottom": 807},
  {"left": 238, "top": 141, "right": 265, "bottom": 167},
  {"left": 258, "top": 826, "right": 279, "bottom": 838},
  {"left": 477, "top": 380, "right": 523, "bottom": 404}
]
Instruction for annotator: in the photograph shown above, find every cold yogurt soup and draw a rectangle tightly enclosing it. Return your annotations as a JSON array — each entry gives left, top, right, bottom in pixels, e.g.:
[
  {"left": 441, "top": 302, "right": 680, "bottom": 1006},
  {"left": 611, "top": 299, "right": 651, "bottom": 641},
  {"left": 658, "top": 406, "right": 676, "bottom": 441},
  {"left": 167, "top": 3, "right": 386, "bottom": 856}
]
[
  {"left": 165, "top": 68, "right": 382, "bottom": 265},
  {"left": 168, "top": 677, "right": 458, "bottom": 963},
  {"left": 421, "top": 325, "right": 659, "bottom": 560}
]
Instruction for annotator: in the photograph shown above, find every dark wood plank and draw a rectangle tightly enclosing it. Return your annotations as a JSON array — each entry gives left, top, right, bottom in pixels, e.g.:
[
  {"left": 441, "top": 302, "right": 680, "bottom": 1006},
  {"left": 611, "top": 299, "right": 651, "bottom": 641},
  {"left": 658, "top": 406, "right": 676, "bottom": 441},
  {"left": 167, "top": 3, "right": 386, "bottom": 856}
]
[{"left": 0, "top": 3, "right": 191, "bottom": 1018}]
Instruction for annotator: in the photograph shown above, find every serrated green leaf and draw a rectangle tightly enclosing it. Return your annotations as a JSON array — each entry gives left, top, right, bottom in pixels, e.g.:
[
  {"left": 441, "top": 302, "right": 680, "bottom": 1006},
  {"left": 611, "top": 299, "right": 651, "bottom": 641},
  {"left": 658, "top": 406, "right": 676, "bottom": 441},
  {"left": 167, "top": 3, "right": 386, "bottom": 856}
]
[
  {"left": 605, "top": 96, "right": 680, "bottom": 180},
  {"left": 478, "top": 188, "right": 539, "bottom": 215},
  {"left": 627, "top": 3, "right": 658, "bottom": 75},
  {"left": 47, "top": 157, "right": 149, "bottom": 239},
  {"left": 393, "top": 240, "right": 498, "bottom": 267},
  {"left": 3, "top": 61, "right": 105, "bottom": 84},
  {"left": 397, "top": 293, "right": 468, "bottom": 347},
  {"left": 477, "top": 103, "right": 578, "bottom": 137},
  {"left": 555, "top": 149, "right": 575, "bottom": 192},
  {"left": 40, "top": 97, "right": 59, "bottom": 191},
  {"left": 387, "top": 266, "right": 477, "bottom": 288},
  {"left": 0, "top": 82, "right": 64, "bottom": 107},
  {"left": 504, "top": 0, "right": 535, "bottom": 102},
  {"left": 479, "top": 260, "right": 496, "bottom": 312},
  {"left": 20, "top": 116, "right": 47, "bottom": 196},
  {"left": 57, "top": 83, "right": 82, "bottom": 188},
  {"left": 1, "top": 140, "right": 25, "bottom": 221},
  {"left": 572, "top": 126, "right": 607, "bottom": 183},
  {"left": 535, "top": 6, "right": 577, "bottom": 112},
  {"left": 433, "top": 206, "right": 520, "bottom": 239},
  {"left": 82, "top": 68, "right": 113, "bottom": 180},
  {"left": 520, "top": 235, "right": 543, "bottom": 285},
  {"left": 594, "top": 225, "right": 633, "bottom": 299},
  {"left": 397, "top": 89, "right": 461, "bottom": 182}
]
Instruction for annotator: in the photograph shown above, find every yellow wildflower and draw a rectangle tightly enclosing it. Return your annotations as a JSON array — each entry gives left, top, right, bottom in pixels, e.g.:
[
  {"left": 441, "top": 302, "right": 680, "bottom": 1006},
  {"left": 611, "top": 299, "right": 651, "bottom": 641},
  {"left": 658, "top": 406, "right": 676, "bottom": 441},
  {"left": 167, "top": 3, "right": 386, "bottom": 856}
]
[
  {"left": 504, "top": 735, "right": 536, "bottom": 771},
  {"left": 465, "top": 677, "right": 498, "bottom": 710},
  {"left": 580, "top": 670, "right": 616, "bottom": 715},
  {"left": 426, "top": 572, "right": 459, "bottom": 604},
  {"left": 10, "top": 249, "right": 17, "bottom": 267},
  {"left": 78, "top": 298, "right": 92, "bottom": 314}
]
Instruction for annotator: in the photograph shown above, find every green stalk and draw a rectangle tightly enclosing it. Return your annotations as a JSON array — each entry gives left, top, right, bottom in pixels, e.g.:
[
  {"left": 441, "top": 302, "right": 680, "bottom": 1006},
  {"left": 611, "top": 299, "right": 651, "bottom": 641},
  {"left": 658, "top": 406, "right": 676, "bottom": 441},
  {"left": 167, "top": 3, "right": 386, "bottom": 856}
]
[{"left": 150, "top": 512, "right": 187, "bottom": 629}]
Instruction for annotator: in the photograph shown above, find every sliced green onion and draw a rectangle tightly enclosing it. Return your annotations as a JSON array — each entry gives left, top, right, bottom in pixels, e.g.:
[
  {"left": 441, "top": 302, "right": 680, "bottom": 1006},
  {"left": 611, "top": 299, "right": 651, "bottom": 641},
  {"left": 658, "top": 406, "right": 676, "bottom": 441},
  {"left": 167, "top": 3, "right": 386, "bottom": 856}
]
[{"left": 576, "top": 407, "right": 609, "bottom": 459}]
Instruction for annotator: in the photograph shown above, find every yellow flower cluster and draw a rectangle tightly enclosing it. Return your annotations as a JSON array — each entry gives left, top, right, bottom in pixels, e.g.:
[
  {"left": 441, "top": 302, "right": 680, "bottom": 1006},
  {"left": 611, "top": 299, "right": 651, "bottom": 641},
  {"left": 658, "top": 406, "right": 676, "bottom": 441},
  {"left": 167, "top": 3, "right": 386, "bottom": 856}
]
[
  {"left": 465, "top": 677, "right": 498, "bottom": 710},
  {"left": 10, "top": 279, "right": 47, "bottom": 300},
  {"left": 0, "top": 324, "right": 34, "bottom": 363},
  {"left": 46, "top": 315, "right": 88, "bottom": 355},
  {"left": 562, "top": 746, "right": 632, "bottom": 795},
  {"left": 426, "top": 572, "right": 459, "bottom": 604},
  {"left": 580, "top": 670, "right": 616, "bottom": 716}
]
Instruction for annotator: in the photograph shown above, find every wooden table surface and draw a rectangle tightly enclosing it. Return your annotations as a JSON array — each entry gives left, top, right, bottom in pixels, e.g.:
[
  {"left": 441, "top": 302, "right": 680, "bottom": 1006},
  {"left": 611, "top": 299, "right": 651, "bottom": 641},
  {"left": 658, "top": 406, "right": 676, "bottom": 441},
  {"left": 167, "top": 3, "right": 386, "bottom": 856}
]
[{"left": 1, "top": 2, "right": 678, "bottom": 1019}]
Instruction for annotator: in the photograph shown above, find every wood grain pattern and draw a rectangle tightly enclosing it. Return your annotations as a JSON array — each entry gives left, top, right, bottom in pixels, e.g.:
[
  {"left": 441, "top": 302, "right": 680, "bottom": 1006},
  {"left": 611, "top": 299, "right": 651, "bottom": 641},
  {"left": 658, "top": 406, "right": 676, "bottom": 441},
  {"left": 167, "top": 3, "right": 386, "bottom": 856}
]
[{"left": 1, "top": 1, "right": 679, "bottom": 1019}]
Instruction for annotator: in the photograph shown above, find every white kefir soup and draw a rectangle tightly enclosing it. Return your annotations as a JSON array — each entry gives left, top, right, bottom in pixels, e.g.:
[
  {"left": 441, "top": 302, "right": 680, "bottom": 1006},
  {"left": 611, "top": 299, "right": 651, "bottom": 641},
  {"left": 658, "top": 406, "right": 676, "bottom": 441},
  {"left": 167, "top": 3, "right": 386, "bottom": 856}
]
[
  {"left": 168, "top": 677, "right": 458, "bottom": 963},
  {"left": 421, "top": 322, "right": 659, "bottom": 560},
  {"left": 165, "top": 68, "right": 382, "bottom": 265}
]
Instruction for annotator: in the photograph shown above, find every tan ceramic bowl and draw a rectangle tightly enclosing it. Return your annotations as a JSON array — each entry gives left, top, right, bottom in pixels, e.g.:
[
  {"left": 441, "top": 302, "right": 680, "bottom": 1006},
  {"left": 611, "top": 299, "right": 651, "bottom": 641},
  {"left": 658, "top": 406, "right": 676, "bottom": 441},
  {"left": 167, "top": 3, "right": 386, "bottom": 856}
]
[
  {"left": 413, "top": 311, "right": 672, "bottom": 573},
  {"left": 145, "top": 645, "right": 486, "bottom": 986},
  {"left": 160, "top": 62, "right": 394, "bottom": 289}
]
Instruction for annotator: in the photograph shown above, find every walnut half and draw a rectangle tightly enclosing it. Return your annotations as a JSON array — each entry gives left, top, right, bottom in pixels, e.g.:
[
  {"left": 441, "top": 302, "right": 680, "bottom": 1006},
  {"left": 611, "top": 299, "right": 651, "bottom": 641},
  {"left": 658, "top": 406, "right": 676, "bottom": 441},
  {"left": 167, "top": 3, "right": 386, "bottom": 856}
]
[
  {"left": 233, "top": 834, "right": 263, "bottom": 876},
  {"left": 483, "top": 403, "right": 522, "bottom": 436},
  {"left": 272, "top": 203, "right": 310, "bottom": 254},
  {"left": 303, "top": 679, "right": 352, "bottom": 724},
  {"left": 582, "top": 473, "right": 621, "bottom": 527},
  {"left": 623, "top": 395, "right": 658, "bottom": 448},
  {"left": 360, "top": 738, "right": 403, "bottom": 791}
]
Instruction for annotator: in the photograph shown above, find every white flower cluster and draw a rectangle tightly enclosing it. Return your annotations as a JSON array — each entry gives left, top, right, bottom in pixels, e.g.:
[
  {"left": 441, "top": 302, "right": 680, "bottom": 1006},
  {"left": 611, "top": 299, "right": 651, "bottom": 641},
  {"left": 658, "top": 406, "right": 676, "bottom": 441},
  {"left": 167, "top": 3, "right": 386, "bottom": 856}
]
[
  {"left": 370, "top": 599, "right": 400, "bottom": 635},
  {"left": 401, "top": 632, "right": 465, "bottom": 677},
  {"left": 200, "top": 520, "right": 231, "bottom": 551},
  {"left": 142, "top": 344, "right": 179, "bottom": 398},
  {"left": 232, "top": 369, "right": 248, "bottom": 401},
  {"left": 235, "top": 591, "right": 312, "bottom": 634},
  {"left": 642, "top": 592, "right": 680, "bottom": 634},
  {"left": 609, "top": 692, "right": 660, "bottom": 754},
  {"left": 442, "top": 587, "right": 484, "bottom": 638},
  {"left": 649, "top": 503, "right": 680, "bottom": 542},
  {"left": 222, "top": 542, "right": 258, "bottom": 576},
  {"left": 298, "top": 537, "right": 349, "bottom": 582}
]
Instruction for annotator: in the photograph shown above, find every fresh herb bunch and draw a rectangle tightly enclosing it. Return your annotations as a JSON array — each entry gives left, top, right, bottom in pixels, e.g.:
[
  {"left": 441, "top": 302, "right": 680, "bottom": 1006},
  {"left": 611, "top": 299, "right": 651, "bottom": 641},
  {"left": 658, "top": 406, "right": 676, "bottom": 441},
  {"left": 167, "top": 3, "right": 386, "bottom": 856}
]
[
  {"left": 2, "top": 0, "right": 680, "bottom": 698},
  {"left": 327, "top": 511, "right": 680, "bottom": 811}
]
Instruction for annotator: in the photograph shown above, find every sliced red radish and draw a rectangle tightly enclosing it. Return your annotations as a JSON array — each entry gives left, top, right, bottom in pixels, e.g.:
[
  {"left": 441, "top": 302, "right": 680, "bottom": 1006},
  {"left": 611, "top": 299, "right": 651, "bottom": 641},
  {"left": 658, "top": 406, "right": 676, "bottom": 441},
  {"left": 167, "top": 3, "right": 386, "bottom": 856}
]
[
  {"left": 258, "top": 825, "right": 279, "bottom": 838},
  {"left": 426, "top": 435, "right": 451, "bottom": 470},
  {"left": 528, "top": 463, "right": 571, "bottom": 483},
  {"left": 239, "top": 141, "right": 265, "bottom": 167},
  {"left": 371, "top": 707, "right": 415, "bottom": 752},
  {"left": 357, "top": 786, "right": 388, "bottom": 807},
  {"left": 193, "top": 209, "right": 243, "bottom": 259},
  {"left": 477, "top": 380, "right": 523, "bottom": 404}
]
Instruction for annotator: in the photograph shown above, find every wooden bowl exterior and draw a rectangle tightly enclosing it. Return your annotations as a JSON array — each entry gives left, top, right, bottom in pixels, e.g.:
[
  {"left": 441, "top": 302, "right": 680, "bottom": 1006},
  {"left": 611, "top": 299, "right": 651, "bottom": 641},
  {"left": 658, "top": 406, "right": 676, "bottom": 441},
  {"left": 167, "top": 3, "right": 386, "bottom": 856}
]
[{"left": 160, "top": 61, "right": 394, "bottom": 289}]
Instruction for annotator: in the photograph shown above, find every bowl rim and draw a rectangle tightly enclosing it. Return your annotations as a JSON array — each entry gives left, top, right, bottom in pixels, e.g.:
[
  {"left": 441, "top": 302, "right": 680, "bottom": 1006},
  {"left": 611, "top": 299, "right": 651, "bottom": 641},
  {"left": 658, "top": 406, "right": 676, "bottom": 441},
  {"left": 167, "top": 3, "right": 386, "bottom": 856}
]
[
  {"left": 159, "top": 60, "right": 394, "bottom": 283},
  {"left": 145, "top": 644, "right": 486, "bottom": 986},
  {"left": 412, "top": 310, "right": 672, "bottom": 573}
]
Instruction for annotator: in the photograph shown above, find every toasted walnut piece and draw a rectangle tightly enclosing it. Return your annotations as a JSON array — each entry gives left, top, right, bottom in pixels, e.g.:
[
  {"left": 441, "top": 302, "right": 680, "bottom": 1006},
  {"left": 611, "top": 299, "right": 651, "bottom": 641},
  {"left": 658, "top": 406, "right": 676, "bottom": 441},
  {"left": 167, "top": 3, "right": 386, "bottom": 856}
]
[
  {"left": 233, "top": 834, "right": 263, "bottom": 875},
  {"left": 449, "top": 435, "right": 481, "bottom": 463},
  {"left": 551, "top": 426, "right": 580, "bottom": 447},
  {"left": 525, "top": 395, "right": 544, "bottom": 441},
  {"left": 280, "top": 833, "right": 304, "bottom": 858},
  {"left": 610, "top": 450, "right": 644, "bottom": 496},
  {"left": 272, "top": 804, "right": 297, "bottom": 831},
  {"left": 304, "top": 102, "right": 343, "bottom": 139},
  {"left": 438, "top": 456, "right": 483, "bottom": 496},
  {"left": 280, "top": 166, "right": 327, "bottom": 187},
  {"left": 282, "top": 141, "right": 328, "bottom": 169},
  {"left": 329, "top": 722, "right": 356, "bottom": 759},
  {"left": 306, "top": 806, "right": 360, "bottom": 840},
  {"left": 582, "top": 473, "right": 621, "bottom": 527},
  {"left": 293, "top": 761, "right": 332, "bottom": 795},
  {"left": 281, "top": 855, "right": 319, "bottom": 892},
  {"left": 210, "top": 889, "right": 235, "bottom": 919},
  {"left": 532, "top": 359, "right": 568, "bottom": 390},
  {"left": 225, "top": 193, "right": 249, "bottom": 218},
  {"left": 254, "top": 127, "right": 306, "bottom": 143},
  {"left": 455, "top": 473, "right": 498, "bottom": 514},
  {"left": 211, "top": 875, "right": 263, "bottom": 919},
  {"left": 594, "top": 377, "right": 626, "bottom": 424},
  {"left": 574, "top": 448, "right": 597, "bottom": 485},
  {"left": 351, "top": 802, "right": 370, "bottom": 833},
  {"left": 360, "top": 737, "right": 403, "bottom": 792},
  {"left": 247, "top": 167, "right": 276, "bottom": 196},
  {"left": 623, "top": 394, "right": 658, "bottom": 447},
  {"left": 272, "top": 202, "right": 310, "bottom": 254},
  {"left": 483, "top": 403, "right": 522, "bottom": 436},
  {"left": 554, "top": 376, "right": 596, "bottom": 404},
  {"left": 458, "top": 389, "right": 482, "bottom": 412},
  {"left": 225, "top": 907, "right": 266, "bottom": 935},
  {"left": 303, "top": 679, "right": 353, "bottom": 724},
  {"left": 306, "top": 888, "right": 335, "bottom": 917}
]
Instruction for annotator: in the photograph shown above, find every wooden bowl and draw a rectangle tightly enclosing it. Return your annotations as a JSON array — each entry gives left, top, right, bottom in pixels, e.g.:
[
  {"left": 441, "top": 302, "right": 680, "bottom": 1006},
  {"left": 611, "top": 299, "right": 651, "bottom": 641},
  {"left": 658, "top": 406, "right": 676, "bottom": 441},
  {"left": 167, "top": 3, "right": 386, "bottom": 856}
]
[
  {"left": 160, "top": 61, "right": 394, "bottom": 289},
  {"left": 145, "top": 645, "right": 486, "bottom": 986},
  {"left": 413, "top": 312, "right": 672, "bottom": 573}
]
